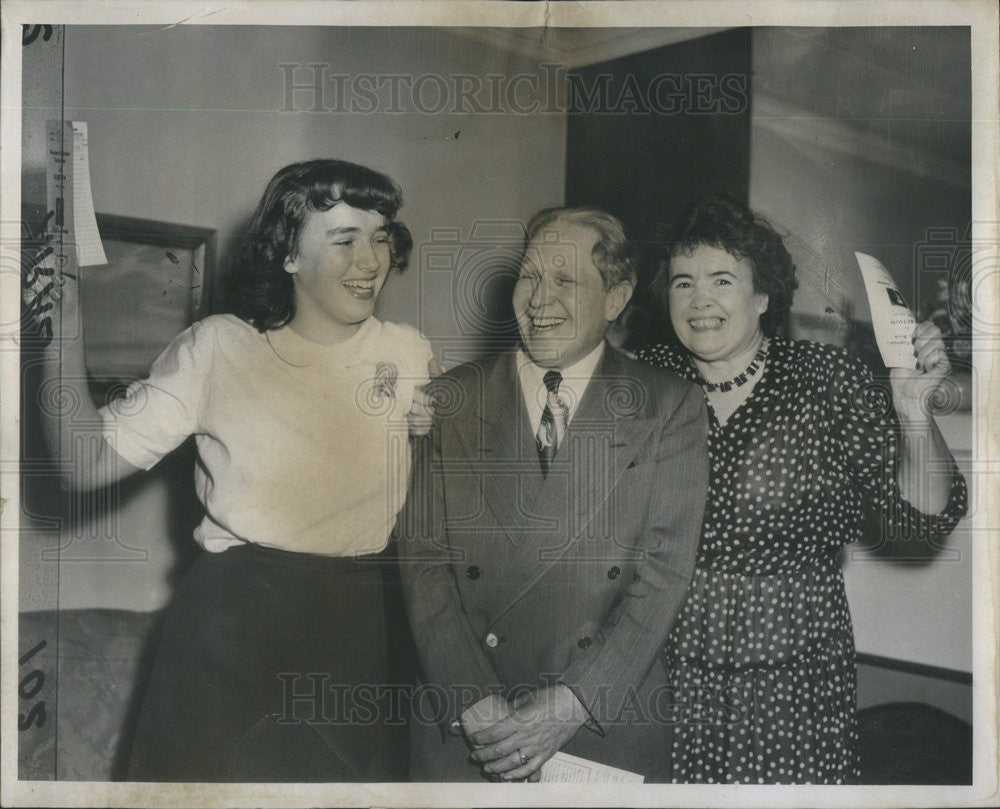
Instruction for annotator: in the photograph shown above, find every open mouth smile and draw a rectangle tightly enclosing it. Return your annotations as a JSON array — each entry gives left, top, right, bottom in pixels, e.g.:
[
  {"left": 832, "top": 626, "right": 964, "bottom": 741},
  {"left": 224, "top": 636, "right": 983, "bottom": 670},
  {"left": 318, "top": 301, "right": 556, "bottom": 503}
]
[
  {"left": 688, "top": 317, "right": 725, "bottom": 331},
  {"left": 342, "top": 279, "right": 377, "bottom": 298},
  {"left": 528, "top": 315, "right": 567, "bottom": 332}
]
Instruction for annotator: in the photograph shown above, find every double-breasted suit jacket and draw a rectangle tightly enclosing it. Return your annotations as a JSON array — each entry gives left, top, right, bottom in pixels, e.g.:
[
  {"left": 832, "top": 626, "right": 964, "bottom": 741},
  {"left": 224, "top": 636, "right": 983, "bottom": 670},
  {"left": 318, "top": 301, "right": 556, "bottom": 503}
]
[{"left": 397, "top": 343, "right": 709, "bottom": 781}]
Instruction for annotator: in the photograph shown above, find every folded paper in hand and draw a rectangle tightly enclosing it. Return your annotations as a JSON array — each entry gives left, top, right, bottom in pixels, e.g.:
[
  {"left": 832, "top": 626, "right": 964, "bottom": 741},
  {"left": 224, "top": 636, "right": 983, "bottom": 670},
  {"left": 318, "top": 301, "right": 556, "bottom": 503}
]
[
  {"left": 540, "top": 752, "right": 644, "bottom": 783},
  {"left": 459, "top": 696, "right": 644, "bottom": 783},
  {"left": 855, "top": 251, "right": 916, "bottom": 369}
]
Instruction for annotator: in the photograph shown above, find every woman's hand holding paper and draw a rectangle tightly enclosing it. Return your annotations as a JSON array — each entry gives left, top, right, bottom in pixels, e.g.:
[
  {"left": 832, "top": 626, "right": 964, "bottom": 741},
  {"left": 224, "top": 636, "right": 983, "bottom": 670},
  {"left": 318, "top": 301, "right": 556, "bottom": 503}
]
[{"left": 890, "top": 320, "right": 952, "bottom": 424}]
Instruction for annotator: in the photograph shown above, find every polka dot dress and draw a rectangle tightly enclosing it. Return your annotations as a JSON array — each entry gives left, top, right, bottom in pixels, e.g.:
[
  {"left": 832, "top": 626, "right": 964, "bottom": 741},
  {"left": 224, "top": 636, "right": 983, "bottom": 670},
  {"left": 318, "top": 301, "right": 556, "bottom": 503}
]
[{"left": 637, "top": 337, "right": 968, "bottom": 784}]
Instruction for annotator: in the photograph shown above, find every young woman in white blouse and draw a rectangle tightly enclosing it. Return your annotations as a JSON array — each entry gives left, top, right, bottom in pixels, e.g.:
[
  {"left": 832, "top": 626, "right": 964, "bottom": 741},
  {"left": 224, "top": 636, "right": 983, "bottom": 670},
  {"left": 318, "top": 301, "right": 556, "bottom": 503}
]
[{"left": 26, "top": 159, "right": 436, "bottom": 782}]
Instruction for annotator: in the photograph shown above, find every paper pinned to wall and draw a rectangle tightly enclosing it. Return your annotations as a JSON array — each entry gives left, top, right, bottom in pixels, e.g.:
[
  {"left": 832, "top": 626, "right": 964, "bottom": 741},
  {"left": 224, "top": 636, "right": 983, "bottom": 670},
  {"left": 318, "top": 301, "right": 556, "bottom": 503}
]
[
  {"left": 855, "top": 251, "right": 916, "bottom": 369},
  {"left": 44, "top": 119, "right": 74, "bottom": 275},
  {"left": 70, "top": 121, "right": 107, "bottom": 267}
]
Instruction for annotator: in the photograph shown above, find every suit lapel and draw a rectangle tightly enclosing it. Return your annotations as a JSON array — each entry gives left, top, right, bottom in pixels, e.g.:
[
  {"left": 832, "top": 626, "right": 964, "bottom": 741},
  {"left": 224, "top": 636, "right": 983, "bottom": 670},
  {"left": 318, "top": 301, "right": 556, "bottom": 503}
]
[
  {"left": 451, "top": 351, "right": 545, "bottom": 546},
  {"left": 488, "top": 345, "right": 658, "bottom": 621}
]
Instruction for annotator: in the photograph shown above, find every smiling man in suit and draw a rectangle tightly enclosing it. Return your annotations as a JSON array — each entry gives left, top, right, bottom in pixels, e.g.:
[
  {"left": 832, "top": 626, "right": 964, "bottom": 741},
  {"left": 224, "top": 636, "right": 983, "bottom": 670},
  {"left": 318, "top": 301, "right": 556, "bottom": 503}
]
[{"left": 397, "top": 207, "right": 709, "bottom": 782}]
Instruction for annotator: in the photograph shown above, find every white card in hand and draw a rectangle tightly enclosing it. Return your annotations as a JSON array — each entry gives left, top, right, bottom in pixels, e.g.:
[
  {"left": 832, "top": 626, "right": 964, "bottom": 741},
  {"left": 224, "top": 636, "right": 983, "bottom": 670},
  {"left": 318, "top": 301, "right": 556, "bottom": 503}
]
[
  {"left": 540, "top": 752, "right": 645, "bottom": 783},
  {"left": 856, "top": 251, "right": 917, "bottom": 369}
]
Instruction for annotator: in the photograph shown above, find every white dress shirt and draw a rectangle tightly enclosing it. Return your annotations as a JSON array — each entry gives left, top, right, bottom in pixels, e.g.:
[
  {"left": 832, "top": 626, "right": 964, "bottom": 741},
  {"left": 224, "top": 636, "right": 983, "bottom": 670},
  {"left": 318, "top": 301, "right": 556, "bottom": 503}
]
[{"left": 516, "top": 341, "right": 606, "bottom": 438}]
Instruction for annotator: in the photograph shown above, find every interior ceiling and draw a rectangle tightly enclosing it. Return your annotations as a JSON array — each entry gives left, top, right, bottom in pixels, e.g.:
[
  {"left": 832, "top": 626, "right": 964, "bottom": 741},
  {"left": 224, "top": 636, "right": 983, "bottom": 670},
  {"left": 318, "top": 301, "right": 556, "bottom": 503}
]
[{"left": 444, "top": 26, "right": 723, "bottom": 69}]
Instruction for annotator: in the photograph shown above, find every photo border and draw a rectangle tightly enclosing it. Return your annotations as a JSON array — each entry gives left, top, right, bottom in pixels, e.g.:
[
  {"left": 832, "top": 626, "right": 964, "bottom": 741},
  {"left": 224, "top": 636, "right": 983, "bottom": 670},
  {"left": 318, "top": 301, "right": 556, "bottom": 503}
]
[{"left": 1, "top": 2, "right": 997, "bottom": 807}]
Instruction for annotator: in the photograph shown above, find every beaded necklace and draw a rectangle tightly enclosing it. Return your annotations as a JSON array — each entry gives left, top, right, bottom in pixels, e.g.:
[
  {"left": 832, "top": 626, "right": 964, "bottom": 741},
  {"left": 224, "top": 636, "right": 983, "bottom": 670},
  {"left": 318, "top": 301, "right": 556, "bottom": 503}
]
[{"left": 691, "top": 338, "right": 769, "bottom": 393}]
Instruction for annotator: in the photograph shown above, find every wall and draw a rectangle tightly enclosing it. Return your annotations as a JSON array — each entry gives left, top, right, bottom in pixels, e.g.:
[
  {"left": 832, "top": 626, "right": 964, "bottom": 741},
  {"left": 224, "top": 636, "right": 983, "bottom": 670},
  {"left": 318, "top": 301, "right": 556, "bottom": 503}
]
[
  {"left": 61, "top": 24, "right": 567, "bottom": 348},
  {"left": 749, "top": 27, "right": 971, "bottom": 346},
  {"left": 25, "top": 25, "right": 566, "bottom": 611},
  {"left": 20, "top": 27, "right": 69, "bottom": 613},
  {"left": 747, "top": 28, "right": 973, "bottom": 686}
]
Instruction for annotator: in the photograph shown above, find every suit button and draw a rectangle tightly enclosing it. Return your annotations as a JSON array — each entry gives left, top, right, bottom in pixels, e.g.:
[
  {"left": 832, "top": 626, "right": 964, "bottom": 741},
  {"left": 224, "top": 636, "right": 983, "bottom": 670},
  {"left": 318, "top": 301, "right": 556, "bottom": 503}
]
[
  {"left": 485, "top": 632, "right": 499, "bottom": 648},
  {"left": 577, "top": 636, "right": 592, "bottom": 649},
  {"left": 466, "top": 565, "right": 480, "bottom": 580},
  {"left": 607, "top": 566, "right": 621, "bottom": 580}
]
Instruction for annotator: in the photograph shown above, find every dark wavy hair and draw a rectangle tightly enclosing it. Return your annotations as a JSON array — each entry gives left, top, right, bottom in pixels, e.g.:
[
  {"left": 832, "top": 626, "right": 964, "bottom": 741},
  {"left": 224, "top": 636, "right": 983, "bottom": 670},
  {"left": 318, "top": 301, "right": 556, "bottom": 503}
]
[
  {"left": 648, "top": 194, "right": 798, "bottom": 338},
  {"left": 525, "top": 206, "right": 638, "bottom": 289},
  {"left": 229, "top": 159, "right": 411, "bottom": 331}
]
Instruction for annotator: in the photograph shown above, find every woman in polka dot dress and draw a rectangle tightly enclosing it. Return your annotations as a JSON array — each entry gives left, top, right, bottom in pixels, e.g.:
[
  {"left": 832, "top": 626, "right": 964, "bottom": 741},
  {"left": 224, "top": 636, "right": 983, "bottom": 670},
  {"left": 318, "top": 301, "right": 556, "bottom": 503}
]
[{"left": 636, "top": 195, "right": 967, "bottom": 784}]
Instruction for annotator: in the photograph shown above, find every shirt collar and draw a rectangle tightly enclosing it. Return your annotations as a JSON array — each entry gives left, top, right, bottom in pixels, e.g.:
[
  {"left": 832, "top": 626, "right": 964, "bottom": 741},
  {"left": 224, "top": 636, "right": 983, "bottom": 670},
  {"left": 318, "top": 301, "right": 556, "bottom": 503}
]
[
  {"left": 517, "top": 341, "right": 605, "bottom": 430},
  {"left": 267, "top": 316, "right": 381, "bottom": 368}
]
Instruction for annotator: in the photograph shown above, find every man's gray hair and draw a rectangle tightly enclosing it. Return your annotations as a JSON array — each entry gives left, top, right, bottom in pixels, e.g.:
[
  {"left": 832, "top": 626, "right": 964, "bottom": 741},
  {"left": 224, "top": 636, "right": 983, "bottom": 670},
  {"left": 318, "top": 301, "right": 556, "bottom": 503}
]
[{"left": 524, "top": 206, "right": 638, "bottom": 289}]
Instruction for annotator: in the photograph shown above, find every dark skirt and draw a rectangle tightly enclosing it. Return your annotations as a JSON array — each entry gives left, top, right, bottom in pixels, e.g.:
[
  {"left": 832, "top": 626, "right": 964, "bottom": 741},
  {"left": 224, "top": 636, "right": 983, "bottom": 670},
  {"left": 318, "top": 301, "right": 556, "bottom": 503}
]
[{"left": 127, "top": 543, "right": 406, "bottom": 782}]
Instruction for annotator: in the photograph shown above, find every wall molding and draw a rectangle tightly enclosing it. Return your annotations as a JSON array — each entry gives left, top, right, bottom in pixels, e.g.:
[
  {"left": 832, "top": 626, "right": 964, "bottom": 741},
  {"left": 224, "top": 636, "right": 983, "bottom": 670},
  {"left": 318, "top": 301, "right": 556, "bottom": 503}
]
[{"left": 856, "top": 652, "right": 973, "bottom": 685}]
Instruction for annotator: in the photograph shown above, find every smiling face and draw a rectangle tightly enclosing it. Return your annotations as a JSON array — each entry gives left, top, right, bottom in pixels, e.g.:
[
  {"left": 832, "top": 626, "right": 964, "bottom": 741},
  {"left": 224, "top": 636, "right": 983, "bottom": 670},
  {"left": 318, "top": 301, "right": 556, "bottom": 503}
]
[
  {"left": 284, "top": 203, "right": 391, "bottom": 344},
  {"left": 668, "top": 244, "right": 769, "bottom": 365},
  {"left": 513, "top": 220, "right": 632, "bottom": 369}
]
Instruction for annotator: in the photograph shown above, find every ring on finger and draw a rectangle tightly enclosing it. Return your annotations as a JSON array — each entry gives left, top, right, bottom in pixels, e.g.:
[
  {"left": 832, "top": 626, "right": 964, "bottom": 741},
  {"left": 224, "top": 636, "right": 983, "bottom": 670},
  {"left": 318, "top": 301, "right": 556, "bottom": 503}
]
[{"left": 517, "top": 748, "right": 528, "bottom": 765}]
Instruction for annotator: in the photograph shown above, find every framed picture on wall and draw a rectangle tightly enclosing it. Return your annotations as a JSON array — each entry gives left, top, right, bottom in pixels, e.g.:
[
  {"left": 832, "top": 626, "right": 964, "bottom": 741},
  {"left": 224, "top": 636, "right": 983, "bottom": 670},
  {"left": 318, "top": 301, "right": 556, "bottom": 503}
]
[{"left": 81, "top": 214, "right": 216, "bottom": 389}]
